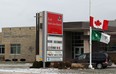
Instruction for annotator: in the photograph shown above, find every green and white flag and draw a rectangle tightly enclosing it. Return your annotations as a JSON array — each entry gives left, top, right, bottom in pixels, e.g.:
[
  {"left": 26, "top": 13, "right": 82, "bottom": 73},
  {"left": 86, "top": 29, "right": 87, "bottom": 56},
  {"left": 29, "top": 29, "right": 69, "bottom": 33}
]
[{"left": 92, "top": 30, "right": 110, "bottom": 44}]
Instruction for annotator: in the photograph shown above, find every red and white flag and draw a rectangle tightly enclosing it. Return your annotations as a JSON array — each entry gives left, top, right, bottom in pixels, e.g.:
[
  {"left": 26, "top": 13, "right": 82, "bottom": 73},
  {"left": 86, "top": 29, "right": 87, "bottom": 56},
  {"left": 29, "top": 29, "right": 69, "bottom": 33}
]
[{"left": 90, "top": 16, "right": 109, "bottom": 30}]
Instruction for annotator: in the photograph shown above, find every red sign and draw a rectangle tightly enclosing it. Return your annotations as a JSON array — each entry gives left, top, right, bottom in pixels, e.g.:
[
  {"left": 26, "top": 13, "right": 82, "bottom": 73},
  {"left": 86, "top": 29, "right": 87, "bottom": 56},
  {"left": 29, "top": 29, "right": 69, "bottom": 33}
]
[{"left": 47, "top": 12, "right": 63, "bottom": 35}]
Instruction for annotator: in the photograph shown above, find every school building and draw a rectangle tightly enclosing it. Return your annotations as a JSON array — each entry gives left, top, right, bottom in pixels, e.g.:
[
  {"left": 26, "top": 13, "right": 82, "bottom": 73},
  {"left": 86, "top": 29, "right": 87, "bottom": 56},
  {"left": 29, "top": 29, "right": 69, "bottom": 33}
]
[{"left": 0, "top": 20, "right": 116, "bottom": 62}]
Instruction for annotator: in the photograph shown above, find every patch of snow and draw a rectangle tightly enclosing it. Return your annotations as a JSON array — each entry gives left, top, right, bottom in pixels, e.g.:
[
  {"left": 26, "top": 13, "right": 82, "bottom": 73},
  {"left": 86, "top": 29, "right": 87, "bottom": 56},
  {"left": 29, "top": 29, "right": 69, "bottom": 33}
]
[{"left": 0, "top": 68, "right": 59, "bottom": 74}]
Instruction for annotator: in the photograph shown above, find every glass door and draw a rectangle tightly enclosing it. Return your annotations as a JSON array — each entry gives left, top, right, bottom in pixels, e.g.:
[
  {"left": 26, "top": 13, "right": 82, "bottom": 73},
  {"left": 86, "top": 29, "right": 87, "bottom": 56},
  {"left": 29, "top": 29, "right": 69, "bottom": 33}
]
[{"left": 74, "top": 47, "right": 84, "bottom": 59}]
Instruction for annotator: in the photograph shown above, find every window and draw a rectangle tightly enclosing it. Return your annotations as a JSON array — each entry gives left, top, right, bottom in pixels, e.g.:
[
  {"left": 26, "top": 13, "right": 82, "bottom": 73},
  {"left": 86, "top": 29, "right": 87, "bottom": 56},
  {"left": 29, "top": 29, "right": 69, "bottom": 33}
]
[
  {"left": 11, "top": 44, "right": 21, "bottom": 54},
  {"left": 0, "top": 45, "right": 5, "bottom": 54}
]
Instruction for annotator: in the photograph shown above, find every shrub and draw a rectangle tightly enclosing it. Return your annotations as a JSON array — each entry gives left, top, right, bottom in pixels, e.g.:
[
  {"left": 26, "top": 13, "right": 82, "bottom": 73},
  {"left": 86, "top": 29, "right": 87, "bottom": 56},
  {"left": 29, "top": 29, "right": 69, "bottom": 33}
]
[
  {"left": 30, "top": 61, "right": 50, "bottom": 68},
  {"left": 12, "top": 59, "right": 18, "bottom": 61},
  {"left": 64, "top": 61, "right": 71, "bottom": 68},
  {"left": 108, "top": 52, "right": 116, "bottom": 64},
  {"left": 50, "top": 61, "right": 71, "bottom": 69},
  {"left": 5, "top": 59, "right": 11, "bottom": 61},
  {"left": 46, "top": 62, "right": 50, "bottom": 67},
  {"left": 20, "top": 59, "right": 26, "bottom": 62},
  {"left": 30, "top": 61, "right": 43, "bottom": 68}
]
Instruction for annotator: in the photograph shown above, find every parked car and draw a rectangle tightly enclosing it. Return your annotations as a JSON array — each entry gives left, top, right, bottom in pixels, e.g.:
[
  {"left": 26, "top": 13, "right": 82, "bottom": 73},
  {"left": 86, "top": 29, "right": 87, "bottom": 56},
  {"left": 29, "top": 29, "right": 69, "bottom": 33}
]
[{"left": 73, "top": 52, "right": 112, "bottom": 69}]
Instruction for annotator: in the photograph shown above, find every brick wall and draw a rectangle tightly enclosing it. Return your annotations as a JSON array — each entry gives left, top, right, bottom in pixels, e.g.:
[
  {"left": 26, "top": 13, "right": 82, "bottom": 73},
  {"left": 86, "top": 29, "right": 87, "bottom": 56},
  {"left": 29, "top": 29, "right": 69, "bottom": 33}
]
[{"left": 1, "top": 27, "right": 36, "bottom": 62}]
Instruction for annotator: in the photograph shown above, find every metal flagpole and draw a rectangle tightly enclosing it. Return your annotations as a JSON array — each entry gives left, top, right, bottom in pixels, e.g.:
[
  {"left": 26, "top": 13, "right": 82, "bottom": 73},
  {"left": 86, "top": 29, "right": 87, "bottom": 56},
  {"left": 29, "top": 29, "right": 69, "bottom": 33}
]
[{"left": 89, "top": 0, "right": 94, "bottom": 69}]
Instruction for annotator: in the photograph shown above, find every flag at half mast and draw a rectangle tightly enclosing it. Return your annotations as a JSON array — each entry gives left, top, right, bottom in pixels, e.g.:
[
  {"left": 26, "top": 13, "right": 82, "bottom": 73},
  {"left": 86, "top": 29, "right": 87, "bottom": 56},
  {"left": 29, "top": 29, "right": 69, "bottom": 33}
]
[
  {"left": 92, "top": 30, "right": 110, "bottom": 44},
  {"left": 90, "top": 16, "right": 109, "bottom": 30}
]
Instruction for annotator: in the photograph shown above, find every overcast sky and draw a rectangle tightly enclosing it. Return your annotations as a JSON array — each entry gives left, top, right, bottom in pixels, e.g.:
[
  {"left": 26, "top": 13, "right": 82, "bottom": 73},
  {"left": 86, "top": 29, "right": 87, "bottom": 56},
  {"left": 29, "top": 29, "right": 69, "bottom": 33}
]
[{"left": 0, "top": 0, "right": 116, "bottom": 31}]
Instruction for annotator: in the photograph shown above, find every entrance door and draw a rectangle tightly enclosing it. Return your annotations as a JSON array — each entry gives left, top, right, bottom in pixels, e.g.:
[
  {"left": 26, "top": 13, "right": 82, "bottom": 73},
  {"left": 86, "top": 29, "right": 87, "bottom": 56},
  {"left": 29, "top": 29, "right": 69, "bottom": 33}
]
[{"left": 74, "top": 47, "right": 84, "bottom": 59}]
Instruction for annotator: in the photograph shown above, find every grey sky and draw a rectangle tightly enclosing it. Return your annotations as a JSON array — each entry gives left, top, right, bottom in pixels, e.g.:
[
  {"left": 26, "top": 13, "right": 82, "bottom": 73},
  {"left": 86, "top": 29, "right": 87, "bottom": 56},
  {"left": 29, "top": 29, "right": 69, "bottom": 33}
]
[{"left": 0, "top": 0, "right": 116, "bottom": 31}]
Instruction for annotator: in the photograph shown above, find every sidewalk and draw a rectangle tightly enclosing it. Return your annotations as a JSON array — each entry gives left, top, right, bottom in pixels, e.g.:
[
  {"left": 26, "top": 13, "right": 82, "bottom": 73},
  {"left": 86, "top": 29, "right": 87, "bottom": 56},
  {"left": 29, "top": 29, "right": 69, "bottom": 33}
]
[{"left": 0, "top": 63, "right": 32, "bottom": 68}]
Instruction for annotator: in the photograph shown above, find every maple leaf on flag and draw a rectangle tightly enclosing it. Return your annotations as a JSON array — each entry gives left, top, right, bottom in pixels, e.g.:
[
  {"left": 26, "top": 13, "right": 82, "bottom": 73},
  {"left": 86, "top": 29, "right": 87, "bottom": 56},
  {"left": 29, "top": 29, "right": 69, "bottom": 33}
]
[
  {"left": 90, "top": 16, "right": 109, "bottom": 30},
  {"left": 95, "top": 20, "right": 102, "bottom": 26},
  {"left": 58, "top": 16, "right": 62, "bottom": 21}
]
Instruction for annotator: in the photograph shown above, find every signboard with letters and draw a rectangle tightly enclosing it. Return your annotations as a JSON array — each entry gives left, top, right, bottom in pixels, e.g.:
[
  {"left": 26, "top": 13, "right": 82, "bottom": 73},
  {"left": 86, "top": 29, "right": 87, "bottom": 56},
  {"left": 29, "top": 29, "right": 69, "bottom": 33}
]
[
  {"left": 47, "top": 12, "right": 63, "bottom": 35},
  {"left": 48, "top": 36, "right": 62, "bottom": 50},
  {"left": 43, "top": 11, "right": 63, "bottom": 62}
]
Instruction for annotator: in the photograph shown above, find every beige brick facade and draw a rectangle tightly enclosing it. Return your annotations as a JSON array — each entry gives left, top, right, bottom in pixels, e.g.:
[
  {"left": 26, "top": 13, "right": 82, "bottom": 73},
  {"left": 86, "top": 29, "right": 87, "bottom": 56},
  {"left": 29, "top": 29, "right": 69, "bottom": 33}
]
[
  {"left": 0, "top": 33, "right": 2, "bottom": 43},
  {"left": 0, "top": 27, "right": 36, "bottom": 62},
  {"left": 0, "top": 26, "right": 90, "bottom": 62}
]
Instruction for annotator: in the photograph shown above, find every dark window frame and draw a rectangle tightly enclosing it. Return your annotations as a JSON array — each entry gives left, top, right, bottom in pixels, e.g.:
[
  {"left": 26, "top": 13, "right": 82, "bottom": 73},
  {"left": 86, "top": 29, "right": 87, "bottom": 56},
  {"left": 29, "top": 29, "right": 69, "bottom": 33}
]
[
  {"left": 10, "top": 44, "right": 21, "bottom": 54},
  {"left": 0, "top": 45, "right": 5, "bottom": 54}
]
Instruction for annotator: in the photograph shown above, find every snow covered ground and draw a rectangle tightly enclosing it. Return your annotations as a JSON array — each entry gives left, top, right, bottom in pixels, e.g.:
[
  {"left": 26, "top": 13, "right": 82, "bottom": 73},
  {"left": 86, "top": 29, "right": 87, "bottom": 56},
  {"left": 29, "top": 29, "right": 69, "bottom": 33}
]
[
  {"left": 0, "top": 68, "right": 60, "bottom": 74},
  {"left": 0, "top": 63, "right": 116, "bottom": 74},
  {"left": 0, "top": 67, "right": 116, "bottom": 74},
  {"left": 0, "top": 63, "right": 60, "bottom": 74},
  {"left": 0, "top": 63, "right": 32, "bottom": 68}
]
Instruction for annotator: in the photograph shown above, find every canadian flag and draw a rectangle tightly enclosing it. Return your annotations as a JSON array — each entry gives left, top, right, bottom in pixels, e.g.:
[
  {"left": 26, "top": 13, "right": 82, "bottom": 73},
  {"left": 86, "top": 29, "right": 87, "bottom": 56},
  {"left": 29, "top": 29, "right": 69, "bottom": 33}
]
[{"left": 90, "top": 16, "right": 109, "bottom": 30}]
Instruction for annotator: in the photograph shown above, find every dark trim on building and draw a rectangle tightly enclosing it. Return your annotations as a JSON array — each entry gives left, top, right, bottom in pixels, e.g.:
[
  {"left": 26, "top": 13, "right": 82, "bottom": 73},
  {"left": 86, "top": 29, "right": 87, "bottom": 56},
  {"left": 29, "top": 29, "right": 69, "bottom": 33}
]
[{"left": 36, "top": 13, "right": 40, "bottom": 55}]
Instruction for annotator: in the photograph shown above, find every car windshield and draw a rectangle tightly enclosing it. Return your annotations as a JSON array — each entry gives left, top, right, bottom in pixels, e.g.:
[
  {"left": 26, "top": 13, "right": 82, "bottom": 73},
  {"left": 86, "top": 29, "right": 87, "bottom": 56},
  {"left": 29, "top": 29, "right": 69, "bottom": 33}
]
[{"left": 78, "top": 54, "right": 86, "bottom": 60}]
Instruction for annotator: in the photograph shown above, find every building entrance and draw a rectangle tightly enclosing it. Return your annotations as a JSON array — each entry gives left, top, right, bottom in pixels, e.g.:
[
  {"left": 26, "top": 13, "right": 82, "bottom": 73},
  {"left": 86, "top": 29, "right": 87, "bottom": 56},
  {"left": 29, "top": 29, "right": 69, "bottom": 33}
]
[
  {"left": 74, "top": 46, "right": 84, "bottom": 59},
  {"left": 71, "top": 32, "right": 84, "bottom": 59}
]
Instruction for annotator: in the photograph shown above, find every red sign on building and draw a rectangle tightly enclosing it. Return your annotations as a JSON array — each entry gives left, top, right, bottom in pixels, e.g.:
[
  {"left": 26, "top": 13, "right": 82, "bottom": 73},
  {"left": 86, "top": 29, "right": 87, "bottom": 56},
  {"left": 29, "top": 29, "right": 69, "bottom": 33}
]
[{"left": 47, "top": 12, "right": 63, "bottom": 35}]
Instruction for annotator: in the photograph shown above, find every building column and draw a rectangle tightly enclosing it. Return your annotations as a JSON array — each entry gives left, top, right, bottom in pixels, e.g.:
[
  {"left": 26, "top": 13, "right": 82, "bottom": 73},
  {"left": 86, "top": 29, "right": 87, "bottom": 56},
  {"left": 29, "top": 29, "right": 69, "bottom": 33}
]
[
  {"left": 84, "top": 30, "right": 90, "bottom": 53},
  {"left": 5, "top": 43, "right": 10, "bottom": 60},
  {"left": 84, "top": 40, "right": 90, "bottom": 53}
]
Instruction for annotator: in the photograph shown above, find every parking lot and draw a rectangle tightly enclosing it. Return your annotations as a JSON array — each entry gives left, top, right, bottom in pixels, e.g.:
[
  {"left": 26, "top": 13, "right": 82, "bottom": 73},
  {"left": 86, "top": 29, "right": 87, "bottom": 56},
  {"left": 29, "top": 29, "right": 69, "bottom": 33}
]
[{"left": 0, "top": 63, "right": 116, "bottom": 74}]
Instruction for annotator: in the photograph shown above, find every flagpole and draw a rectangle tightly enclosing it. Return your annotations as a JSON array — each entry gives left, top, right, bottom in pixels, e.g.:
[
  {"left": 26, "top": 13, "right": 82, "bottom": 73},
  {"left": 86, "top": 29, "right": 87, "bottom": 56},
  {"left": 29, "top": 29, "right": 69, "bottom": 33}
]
[{"left": 89, "top": 0, "right": 94, "bottom": 69}]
